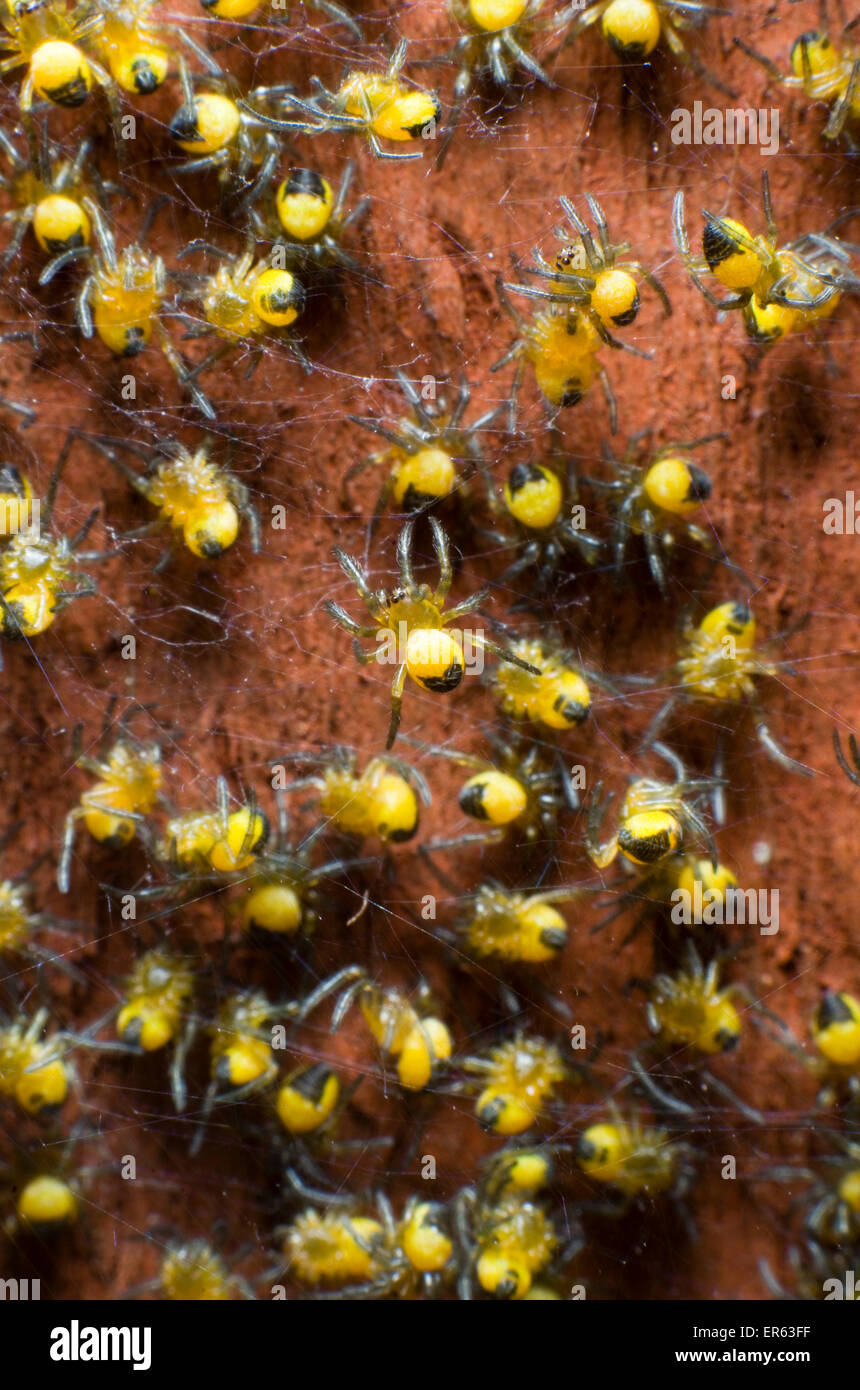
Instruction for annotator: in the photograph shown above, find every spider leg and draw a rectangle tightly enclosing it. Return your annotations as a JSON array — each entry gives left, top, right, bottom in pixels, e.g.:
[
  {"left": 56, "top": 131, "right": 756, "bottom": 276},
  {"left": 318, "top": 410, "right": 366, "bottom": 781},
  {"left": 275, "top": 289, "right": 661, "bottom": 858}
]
[
  {"left": 330, "top": 546, "right": 381, "bottom": 611},
  {"left": 629, "top": 1052, "right": 696, "bottom": 1117},
  {"left": 297, "top": 965, "right": 365, "bottom": 1023},
  {"left": 559, "top": 196, "right": 600, "bottom": 271},
  {"left": 315, "top": 0, "right": 363, "bottom": 40},
  {"left": 386, "top": 662, "right": 408, "bottom": 749},
  {"left": 488, "top": 34, "right": 510, "bottom": 87},
  {"left": 323, "top": 601, "right": 378, "bottom": 639},
  {"left": 395, "top": 367, "right": 436, "bottom": 433},
  {"left": 584, "top": 193, "right": 612, "bottom": 261},
  {"left": 429, "top": 515, "right": 452, "bottom": 599},
  {"left": 397, "top": 517, "right": 416, "bottom": 589},
  {"left": 447, "top": 373, "right": 471, "bottom": 430},
  {"left": 834, "top": 728, "right": 860, "bottom": 786},
  {"left": 504, "top": 33, "right": 555, "bottom": 87},
  {"left": 642, "top": 520, "right": 669, "bottom": 597},
  {"left": 478, "top": 638, "right": 541, "bottom": 675},
  {"left": 825, "top": 58, "right": 859, "bottom": 141},
  {"left": 444, "top": 587, "right": 490, "bottom": 622},
  {"left": 625, "top": 261, "right": 673, "bottom": 316},
  {"left": 755, "top": 719, "right": 816, "bottom": 777},
  {"left": 594, "top": 360, "right": 618, "bottom": 435}
]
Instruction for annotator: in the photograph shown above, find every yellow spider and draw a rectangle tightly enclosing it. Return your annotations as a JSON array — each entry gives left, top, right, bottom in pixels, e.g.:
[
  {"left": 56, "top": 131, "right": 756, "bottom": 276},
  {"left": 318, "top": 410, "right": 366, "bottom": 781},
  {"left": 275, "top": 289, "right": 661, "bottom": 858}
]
[{"left": 324, "top": 515, "right": 538, "bottom": 748}]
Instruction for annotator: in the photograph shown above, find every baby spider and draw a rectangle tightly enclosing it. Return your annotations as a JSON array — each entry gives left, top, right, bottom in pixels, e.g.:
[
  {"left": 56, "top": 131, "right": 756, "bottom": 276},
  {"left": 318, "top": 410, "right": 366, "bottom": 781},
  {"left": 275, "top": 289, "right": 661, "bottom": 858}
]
[
  {"left": 274, "top": 1061, "right": 349, "bottom": 1146},
  {"left": 492, "top": 279, "right": 619, "bottom": 433},
  {"left": 324, "top": 515, "right": 538, "bottom": 749},
  {"left": 759, "top": 1132, "right": 860, "bottom": 1251},
  {"left": 0, "top": 1007, "right": 72, "bottom": 1116},
  {"left": 40, "top": 198, "right": 204, "bottom": 408},
  {"left": 482, "top": 450, "right": 602, "bottom": 592},
  {"left": 457, "top": 1192, "right": 559, "bottom": 1301},
  {"left": 268, "top": 1060, "right": 392, "bottom": 1205},
  {"left": 457, "top": 1031, "right": 569, "bottom": 1135},
  {"left": 490, "top": 634, "right": 606, "bottom": 733},
  {"left": 343, "top": 370, "right": 499, "bottom": 531},
  {"left": 429, "top": 1, "right": 569, "bottom": 167},
  {"left": 168, "top": 49, "right": 292, "bottom": 204},
  {"left": 455, "top": 1144, "right": 575, "bottom": 1299},
  {"left": 449, "top": 881, "right": 585, "bottom": 965},
  {"left": 279, "top": 1194, "right": 454, "bottom": 1299},
  {"left": 57, "top": 704, "right": 163, "bottom": 894},
  {"left": 174, "top": 237, "right": 309, "bottom": 411},
  {"left": 300, "top": 966, "right": 453, "bottom": 1092},
  {"left": 0, "top": 126, "right": 110, "bottom": 274},
  {"left": 128, "top": 775, "right": 268, "bottom": 908},
  {"left": 576, "top": 1100, "right": 697, "bottom": 1210},
  {"left": 584, "top": 429, "right": 724, "bottom": 595},
  {"left": 809, "top": 988, "right": 860, "bottom": 1110},
  {"left": 592, "top": 848, "right": 739, "bottom": 957},
  {"left": 735, "top": 1, "right": 860, "bottom": 150},
  {"left": 240, "top": 39, "right": 441, "bottom": 162},
  {"left": 632, "top": 941, "right": 781, "bottom": 1124},
  {"left": 281, "top": 745, "right": 430, "bottom": 846},
  {"left": 505, "top": 192, "right": 671, "bottom": 345},
  {"left": 673, "top": 171, "right": 859, "bottom": 345},
  {"left": 128, "top": 1233, "right": 255, "bottom": 1300},
  {"left": 649, "top": 599, "right": 816, "bottom": 780},
  {"left": 88, "top": 0, "right": 170, "bottom": 97},
  {"left": 113, "top": 948, "right": 196, "bottom": 1112},
  {"left": 251, "top": 162, "right": 370, "bottom": 277},
  {"left": 586, "top": 743, "right": 717, "bottom": 874},
  {"left": 422, "top": 728, "right": 579, "bottom": 854},
  {"left": 191, "top": 988, "right": 286, "bottom": 1154},
  {"left": 0, "top": 434, "right": 108, "bottom": 660},
  {"left": 0, "top": 0, "right": 123, "bottom": 128},
  {"left": 0, "top": 1123, "right": 95, "bottom": 1239},
  {"left": 81, "top": 433, "right": 261, "bottom": 566},
  {"left": 0, "top": 1003, "right": 119, "bottom": 1117},
  {"left": 227, "top": 790, "right": 372, "bottom": 939},
  {"left": 562, "top": 0, "right": 735, "bottom": 96}
]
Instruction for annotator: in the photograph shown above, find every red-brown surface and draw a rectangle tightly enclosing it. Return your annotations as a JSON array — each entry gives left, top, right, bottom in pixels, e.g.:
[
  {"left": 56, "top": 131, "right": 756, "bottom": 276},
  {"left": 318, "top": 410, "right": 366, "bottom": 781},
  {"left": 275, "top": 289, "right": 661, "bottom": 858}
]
[{"left": 0, "top": 0, "right": 857, "bottom": 1301}]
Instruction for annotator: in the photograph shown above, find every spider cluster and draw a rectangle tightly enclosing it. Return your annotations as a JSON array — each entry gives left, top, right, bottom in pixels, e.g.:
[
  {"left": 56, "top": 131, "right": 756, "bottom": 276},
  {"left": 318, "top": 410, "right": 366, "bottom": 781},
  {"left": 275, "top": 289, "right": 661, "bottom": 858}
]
[{"left": 0, "top": 0, "right": 854, "bottom": 1320}]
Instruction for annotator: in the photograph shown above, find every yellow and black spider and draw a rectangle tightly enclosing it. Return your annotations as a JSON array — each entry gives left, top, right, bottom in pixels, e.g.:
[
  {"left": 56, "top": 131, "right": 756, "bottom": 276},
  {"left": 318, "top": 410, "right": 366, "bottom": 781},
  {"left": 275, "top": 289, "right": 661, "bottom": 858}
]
[
  {"left": 673, "top": 171, "right": 860, "bottom": 345},
  {"left": 562, "top": 0, "right": 735, "bottom": 96},
  {"left": 428, "top": 1, "right": 573, "bottom": 166},
  {"left": 583, "top": 428, "right": 724, "bottom": 595},
  {"left": 647, "top": 599, "right": 816, "bottom": 782},
  {"left": 0, "top": 434, "right": 109, "bottom": 660},
  {"left": 240, "top": 39, "right": 441, "bottom": 162},
  {"left": 343, "top": 369, "right": 500, "bottom": 529},
  {"left": 252, "top": 160, "right": 370, "bottom": 276},
  {"left": 482, "top": 449, "right": 602, "bottom": 594},
  {"left": 735, "top": 0, "right": 860, "bottom": 150},
  {"left": 168, "top": 45, "right": 292, "bottom": 203},
  {"left": 324, "top": 515, "right": 538, "bottom": 748},
  {"left": 505, "top": 193, "right": 671, "bottom": 345}
]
